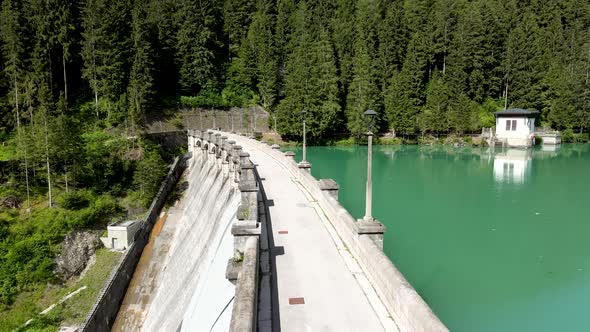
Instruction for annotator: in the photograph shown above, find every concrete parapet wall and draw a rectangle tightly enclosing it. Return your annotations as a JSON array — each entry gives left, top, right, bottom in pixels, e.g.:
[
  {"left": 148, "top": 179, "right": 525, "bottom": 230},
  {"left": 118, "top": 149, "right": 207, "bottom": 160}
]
[
  {"left": 80, "top": 154, "right": 188, "bottom": 332},
  {"left": 229, "top": 236, "right": 259, "bottom": 332},
  {"left": 256, "top": 140, "right": 449, "bottom": 332}
]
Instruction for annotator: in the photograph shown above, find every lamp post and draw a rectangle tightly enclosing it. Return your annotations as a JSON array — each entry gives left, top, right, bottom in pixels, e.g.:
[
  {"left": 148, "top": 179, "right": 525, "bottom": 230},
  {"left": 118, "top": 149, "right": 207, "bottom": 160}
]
[
  {"left": 271, "top": 112, "right": 280, "bottom": 149},
  {"left": 298, "top": 109, "right": 311, "bottom": 172},
  {"left": 363, "top": 109, "right": 377, "bottom": 222},
  {"left": 302, "top": 109, "right": 307, "bottom": 162}
]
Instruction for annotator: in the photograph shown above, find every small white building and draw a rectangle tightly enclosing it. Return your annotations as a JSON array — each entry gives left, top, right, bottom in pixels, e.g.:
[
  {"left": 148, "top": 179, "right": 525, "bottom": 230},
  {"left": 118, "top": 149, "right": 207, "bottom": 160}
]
[
  {"left": 494, "top": 108, "right": 539, "bottom": 148},
  {"left": 100, "top": 219, "right": 142, "bottom": 250}
]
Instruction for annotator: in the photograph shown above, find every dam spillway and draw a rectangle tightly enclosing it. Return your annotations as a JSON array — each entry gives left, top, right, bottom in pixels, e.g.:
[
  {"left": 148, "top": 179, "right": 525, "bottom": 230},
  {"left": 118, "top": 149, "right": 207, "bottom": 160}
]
[{"left": 113, "top": 146, "right": 240, "bottom": 331}]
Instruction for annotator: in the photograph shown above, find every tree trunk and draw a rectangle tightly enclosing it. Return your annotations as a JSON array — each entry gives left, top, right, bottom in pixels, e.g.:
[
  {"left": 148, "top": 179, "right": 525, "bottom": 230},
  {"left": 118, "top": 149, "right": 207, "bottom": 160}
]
[
  {"left": 62, "top": 49, "right": 68, "bottom": 104},
  {"left": 65, "top": 165, "right": 69, "bottom": 193},
  {"left": 14, "top": 77, "right": 31, "bottom": 209},
  {"left": 504, "top": 83, "right": 509, "bottom": 110},
  {"left": 44, "top": 114, "right": 53, "bottom": 208},
  {"left": 94, "top": 88, "right": 99, "bottom": 119}
]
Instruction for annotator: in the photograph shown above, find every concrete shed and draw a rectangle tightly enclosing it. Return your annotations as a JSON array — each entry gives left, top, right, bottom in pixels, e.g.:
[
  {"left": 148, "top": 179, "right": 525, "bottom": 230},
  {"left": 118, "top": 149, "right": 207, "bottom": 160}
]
[
  {"left": 494, "top": 108, "right": 539, "bottom": 148},
  {"left": 100, "top": 219, "right": 142, "bottom": 250}
]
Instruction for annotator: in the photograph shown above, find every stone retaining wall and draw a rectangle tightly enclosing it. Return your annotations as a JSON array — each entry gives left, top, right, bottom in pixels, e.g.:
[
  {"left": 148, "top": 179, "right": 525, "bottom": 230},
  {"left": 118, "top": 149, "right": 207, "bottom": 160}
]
[{"left": 80, "top": 154, "right": 188, "bottom": 332}]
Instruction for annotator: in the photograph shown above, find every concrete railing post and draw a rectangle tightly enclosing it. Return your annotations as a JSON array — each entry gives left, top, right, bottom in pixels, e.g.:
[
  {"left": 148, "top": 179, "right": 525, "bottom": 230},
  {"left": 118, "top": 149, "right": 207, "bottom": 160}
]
[
  {"left": 232, "top": 145, "right": 243, "bottom": 185},
  {"left": 284, "top": 151, "right": 296, "bottom": 164},
  {"left": 232, "top": 157, "right": 260, "bottom": 261},
  {"left": 355, "top": 221, "right": 386, "bottom": 250},
  {"left": 319, "top": 179, "right": 340, "bottom": 201},
  {"left": 227, "top": 140, "right": 236, "bottom": 174},
  {"left": 187, "top": 135, "right": 194, "bottom": 155},
  {"left": 221, "top": 136, "right": 228, "bottom": 150},
  {"left": 298, "top": 162, "right": 312, "bottom": 173}
]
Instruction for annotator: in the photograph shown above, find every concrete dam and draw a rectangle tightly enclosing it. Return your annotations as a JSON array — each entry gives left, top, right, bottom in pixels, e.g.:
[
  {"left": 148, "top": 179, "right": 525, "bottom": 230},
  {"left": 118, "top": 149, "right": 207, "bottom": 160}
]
[{"left": 82, "top": 130, "right": 448, "bottom": 332}]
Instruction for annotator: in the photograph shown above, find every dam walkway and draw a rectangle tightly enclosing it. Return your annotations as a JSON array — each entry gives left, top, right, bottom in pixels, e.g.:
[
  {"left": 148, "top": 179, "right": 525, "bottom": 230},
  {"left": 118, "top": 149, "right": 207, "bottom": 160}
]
[{"left": 229, "top": 134, "right": 398, "bottom": 332}]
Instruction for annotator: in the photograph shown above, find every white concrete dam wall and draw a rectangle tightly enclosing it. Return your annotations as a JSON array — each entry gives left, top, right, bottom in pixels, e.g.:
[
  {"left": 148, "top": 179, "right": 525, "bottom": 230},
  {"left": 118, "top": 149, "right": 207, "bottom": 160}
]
[{"left": 140, "top": 150, "right": 240, "bottom": 331}]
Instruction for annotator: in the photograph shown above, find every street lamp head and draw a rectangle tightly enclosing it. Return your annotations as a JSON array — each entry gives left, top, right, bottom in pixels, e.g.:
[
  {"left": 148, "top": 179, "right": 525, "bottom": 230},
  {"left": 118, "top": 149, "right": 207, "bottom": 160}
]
[
  {"left": 363, "top": 109, "right": 377, "bottom": 132},
  {"left": 302, "top": 109, "right": 307, "bottom": 120}
]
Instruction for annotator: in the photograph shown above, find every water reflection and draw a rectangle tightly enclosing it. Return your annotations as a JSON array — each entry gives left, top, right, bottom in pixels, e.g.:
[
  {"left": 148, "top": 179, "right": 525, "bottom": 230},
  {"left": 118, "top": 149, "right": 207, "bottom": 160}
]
[{"left": 493, "top": 149, "right": 532, "bottom": 183}]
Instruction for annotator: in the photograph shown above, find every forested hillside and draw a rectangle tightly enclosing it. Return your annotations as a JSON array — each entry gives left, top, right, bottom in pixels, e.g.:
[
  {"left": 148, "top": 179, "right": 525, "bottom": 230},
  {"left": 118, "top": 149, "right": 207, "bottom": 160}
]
[
  {"left": 1, "top": 0, "right": 590, "bottom": 143},
  {"left": 0, "top": 0, "right": 589, "bottom": 328}
]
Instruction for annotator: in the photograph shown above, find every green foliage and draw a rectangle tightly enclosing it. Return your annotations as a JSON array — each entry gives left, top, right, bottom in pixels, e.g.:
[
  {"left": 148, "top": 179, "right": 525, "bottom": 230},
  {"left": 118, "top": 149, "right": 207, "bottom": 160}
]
[
  {"left": 479, "top": 98, "right": 502, "bottom": 128},
  {"left": 57, "top": 190, "right": 92, "bottom": 210},
  {"left": 562, "top": 129, "right": 590, "bottom": 143},
  {"left": 180, "top": 91, "right": 224, "bottom": 109},
  {"left": 133, "top": 147, "right": 166, "bottom": 206},
  {"left": 0, "top": 193, "right": 122, "bottom": 305},
  {"left": 79, "top": 131, "right": 133, "bottom": 194}
]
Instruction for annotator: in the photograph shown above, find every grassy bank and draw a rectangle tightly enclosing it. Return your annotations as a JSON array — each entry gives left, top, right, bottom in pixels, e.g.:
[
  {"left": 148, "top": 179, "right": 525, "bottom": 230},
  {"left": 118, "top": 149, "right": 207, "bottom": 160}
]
[
  {"left": 261, "top": 132, "right": 488, "bottom": 148},
  {"left": 0, "top": 248, "right": 121, "bottom": 331}
]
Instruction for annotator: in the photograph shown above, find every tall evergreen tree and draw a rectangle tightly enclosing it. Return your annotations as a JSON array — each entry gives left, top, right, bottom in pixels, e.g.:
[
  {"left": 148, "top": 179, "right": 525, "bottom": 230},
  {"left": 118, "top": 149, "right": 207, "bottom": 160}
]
[
  {"left": 277, "top": 1, "right": 341, "bottom": 140},
  {"left": 246, "top": 0, "right": 278, "bottom": 110},
  {"left": 128, "top": 0, "right": 154, "bottom": 131},
  {"left": 175, "top": 0, "right": 223, "bottom": 94},
  {"left": 503, "top": 11, "right": 544, "bottom": 110},
  {"left": 345, "top": 0, "right": 381, "bottom": 137},
  {"left": 223, "top": 0, "right": 255, "bottom": 58},
  {"left": 385, "top": 33, "right": 429, "bottom": 135}
]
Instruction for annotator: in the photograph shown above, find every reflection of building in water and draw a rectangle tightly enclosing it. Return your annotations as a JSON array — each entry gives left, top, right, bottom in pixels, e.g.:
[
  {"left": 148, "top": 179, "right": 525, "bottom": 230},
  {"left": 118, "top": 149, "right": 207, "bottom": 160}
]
[
  {"left": 493, "top": 149, "right": 532, "bottom": 183},
  {"left": 541, "top": 144, "right": 560, "bottom": 153}
]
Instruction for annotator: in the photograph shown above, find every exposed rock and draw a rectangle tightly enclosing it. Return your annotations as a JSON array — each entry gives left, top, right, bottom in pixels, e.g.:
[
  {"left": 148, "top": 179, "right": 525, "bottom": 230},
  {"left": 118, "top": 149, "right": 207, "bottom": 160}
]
[
  {"left": 54, "top": 230, "right": 102, "bottom": 280},
  {"left": 1, "top": 195, "right": 22, "bottom": 209}
]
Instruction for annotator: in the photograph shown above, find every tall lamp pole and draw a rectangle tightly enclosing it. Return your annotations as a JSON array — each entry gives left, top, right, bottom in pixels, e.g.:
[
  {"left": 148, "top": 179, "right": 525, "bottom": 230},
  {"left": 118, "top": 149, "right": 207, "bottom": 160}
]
[
  {"left": 363, "top": 109, "right": 377, "bottom": 222},
  {"left": 302, "top": 109, "right": 307, "bottom": 162},
  {"left": 271, "top": 111, "right": 280, "bottom": 149},
  {"left": 298, "top": 109, "right": 311, "bottom": 172}
]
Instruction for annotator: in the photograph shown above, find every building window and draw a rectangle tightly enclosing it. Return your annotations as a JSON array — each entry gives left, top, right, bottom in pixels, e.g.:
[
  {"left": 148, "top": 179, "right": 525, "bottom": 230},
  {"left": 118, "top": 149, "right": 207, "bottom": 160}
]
[{"left": 505, "top": 119, "right": 518, "bottom": 131}]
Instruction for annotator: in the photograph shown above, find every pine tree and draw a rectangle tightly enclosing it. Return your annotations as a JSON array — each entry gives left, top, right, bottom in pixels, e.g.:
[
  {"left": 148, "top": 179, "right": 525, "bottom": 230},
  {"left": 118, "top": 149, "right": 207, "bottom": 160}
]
[
  {"left": 332, "top": 0, "right": 356, "bottom": 100},
  {"left": 81, "top": 0, "right": 132, "bottom": 118},
  {"left": 308, "top": 28, "right": 341, "bottom": 139},
  {"left": 345, "top": 0, "right": 381, "bottom": 137},
  {"left": 385, "top": 33, "right": 429, "bottom": 135},
  {"left": 175, "top": 0, "right": 223, "bottom": 93},
  {"left": 377, "top": 0, "right": 408, "bottom": 84},
  {"left": 223, "top": 0, "right": 255, "bottom": 58},
  {"left": 503, "top": 11, "right": 544, "bottom": 110},
  {"left": 420, "top": 75, "right": 451, "bottom": 134},
  {"left": 246, "top": 1, "right": 277, "bottom": 110},
  {"left": 276, "top": 1, "right": 313, "bottom": 138},
  {"left": 277, "top": 1, "right": 341, "bottom": 140},
  {"left": 128, "top": 0, "right": 154, "bottom": 131},
  {"left": 1, "top": 0, "right": 30, "bottom": 206}
]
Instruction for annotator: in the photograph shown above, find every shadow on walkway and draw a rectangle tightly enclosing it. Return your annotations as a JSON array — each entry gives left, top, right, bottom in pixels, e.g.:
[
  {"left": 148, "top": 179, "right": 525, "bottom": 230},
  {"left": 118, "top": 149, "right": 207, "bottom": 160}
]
[{"left": 254, "top": 166, "right": 282, "bottom": 332}]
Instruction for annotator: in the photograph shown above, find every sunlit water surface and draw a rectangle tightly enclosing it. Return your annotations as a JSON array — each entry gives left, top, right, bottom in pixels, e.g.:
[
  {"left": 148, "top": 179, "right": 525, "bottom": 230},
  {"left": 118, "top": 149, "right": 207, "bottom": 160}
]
[{"left": 287, "top": 144, "right": 590, "bottom": 332}]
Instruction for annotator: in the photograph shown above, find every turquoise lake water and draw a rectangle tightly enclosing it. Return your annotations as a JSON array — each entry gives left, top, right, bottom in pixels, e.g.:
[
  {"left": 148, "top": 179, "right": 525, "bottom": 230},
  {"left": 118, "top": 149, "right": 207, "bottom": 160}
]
[{"left": 287, "top": 144, "right": 590, "bottom": 332}]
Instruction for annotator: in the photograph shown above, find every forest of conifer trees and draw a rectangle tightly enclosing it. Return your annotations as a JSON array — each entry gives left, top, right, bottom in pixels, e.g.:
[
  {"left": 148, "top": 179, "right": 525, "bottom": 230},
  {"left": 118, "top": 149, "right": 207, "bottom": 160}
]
[
  {"left": 1, "top": 0, "right": 590, "bottom": 143},
  {"left": 0, "top": 0, "right": 589, "bottom": 326}
]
